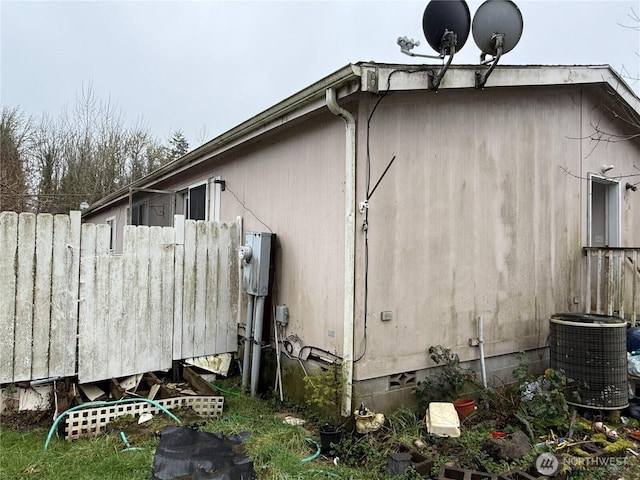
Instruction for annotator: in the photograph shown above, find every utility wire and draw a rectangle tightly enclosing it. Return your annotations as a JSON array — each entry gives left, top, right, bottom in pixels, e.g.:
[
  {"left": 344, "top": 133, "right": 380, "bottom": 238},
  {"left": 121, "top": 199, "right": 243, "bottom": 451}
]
[
  {"left": 356, "top": 67, "right": 431, "bottom": 363},
  {"left": 224, "top": 185, "right": 273, "bottom": 233}
]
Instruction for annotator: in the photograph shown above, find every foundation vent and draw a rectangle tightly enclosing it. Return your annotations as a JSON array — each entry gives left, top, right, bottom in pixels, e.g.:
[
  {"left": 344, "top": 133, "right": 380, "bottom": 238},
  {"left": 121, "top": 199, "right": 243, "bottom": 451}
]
[{"left": 389, "top": 371, "right": 417, "bottom": 390}]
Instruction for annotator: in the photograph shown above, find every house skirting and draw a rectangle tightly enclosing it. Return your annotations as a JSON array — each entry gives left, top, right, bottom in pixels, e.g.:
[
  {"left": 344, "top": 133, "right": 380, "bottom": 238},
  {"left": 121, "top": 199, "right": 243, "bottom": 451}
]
[{"left": 258, "top": 346, "right": 549, "bottom": 416}]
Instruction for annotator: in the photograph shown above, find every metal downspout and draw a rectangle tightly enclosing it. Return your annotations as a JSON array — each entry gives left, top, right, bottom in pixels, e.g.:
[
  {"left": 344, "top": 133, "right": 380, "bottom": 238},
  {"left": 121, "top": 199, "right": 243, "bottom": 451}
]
[{"left": 326, "top": 87, "right": 356, "bottom": 417}]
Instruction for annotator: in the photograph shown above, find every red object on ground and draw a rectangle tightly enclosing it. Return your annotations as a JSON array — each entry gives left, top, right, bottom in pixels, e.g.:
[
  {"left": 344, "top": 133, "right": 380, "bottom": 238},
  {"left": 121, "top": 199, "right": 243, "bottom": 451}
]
[{"left": 453, "top": 398, "right": 475, "bottom": 420}]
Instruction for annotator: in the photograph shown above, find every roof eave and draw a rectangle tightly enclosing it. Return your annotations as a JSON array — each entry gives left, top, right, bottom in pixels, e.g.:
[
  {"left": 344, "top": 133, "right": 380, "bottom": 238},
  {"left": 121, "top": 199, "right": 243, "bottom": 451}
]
[
  {"left": 83, "top": 63, "right": 639, "bottom": 216},
  {"left": 82, "top": 63, "right": 362, "bottom": 215}
]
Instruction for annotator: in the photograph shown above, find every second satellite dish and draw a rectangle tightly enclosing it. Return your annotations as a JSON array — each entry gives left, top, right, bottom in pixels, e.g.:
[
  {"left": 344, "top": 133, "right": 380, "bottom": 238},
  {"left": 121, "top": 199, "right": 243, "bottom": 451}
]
[
  {"left": 472, "top": 0, "right": 524, "bottom": 56},
  {"left": 422, "top": 0, "right": 471, "bottom": 55}
]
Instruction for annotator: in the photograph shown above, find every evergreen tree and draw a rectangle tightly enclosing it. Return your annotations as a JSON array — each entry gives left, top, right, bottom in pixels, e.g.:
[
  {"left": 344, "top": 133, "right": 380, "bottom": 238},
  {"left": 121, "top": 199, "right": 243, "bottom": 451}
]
[{"left": 167, "top": 130, "right": 189, "bottom": 161}]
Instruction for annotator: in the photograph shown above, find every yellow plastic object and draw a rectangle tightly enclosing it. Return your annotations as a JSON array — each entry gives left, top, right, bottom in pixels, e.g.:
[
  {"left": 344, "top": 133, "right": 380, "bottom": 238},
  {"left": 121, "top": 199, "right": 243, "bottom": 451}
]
[
  {"left": 425, "top": 402, "right": 460, "bottom": 437},
  {"left": 353, "top": 407, "right": 385, "bottom": 434}
]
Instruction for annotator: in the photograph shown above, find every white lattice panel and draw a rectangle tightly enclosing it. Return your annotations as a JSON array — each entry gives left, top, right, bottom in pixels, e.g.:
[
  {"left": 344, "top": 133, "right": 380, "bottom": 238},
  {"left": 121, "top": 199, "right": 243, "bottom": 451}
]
[{"left": 64, "top": 396, "right": 224, "bottom": 440}]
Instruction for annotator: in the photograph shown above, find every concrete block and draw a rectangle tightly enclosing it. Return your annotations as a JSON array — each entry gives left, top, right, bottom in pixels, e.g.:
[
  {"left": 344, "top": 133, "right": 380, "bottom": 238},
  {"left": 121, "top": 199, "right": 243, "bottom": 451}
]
[
  {"left": 497, "top": 471, "right": 539, "bottom": 480},
  {"left": 438, "top": 465, "right": 497, "bottom": 480}
]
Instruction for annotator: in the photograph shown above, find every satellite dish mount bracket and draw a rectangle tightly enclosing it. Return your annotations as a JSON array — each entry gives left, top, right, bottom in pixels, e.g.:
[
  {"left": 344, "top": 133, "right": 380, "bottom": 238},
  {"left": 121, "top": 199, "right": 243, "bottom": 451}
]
[
  {"left": 475, "top": 33, "right": 504, "bottom": 89},
  {"left": 428, "top": 30, "right": 457, "bottom": 91}
]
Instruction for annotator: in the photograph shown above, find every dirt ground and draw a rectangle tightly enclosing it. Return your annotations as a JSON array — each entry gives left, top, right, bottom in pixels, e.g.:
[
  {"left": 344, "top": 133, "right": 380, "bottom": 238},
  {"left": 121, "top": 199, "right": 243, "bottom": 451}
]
[{"left": 1, "top": 409, "right": 55, "bottom": 432}]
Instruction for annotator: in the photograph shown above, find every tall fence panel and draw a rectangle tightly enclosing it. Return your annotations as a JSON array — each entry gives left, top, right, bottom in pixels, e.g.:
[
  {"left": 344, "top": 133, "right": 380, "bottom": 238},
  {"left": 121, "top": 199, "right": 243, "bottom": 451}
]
[
  {"left": 173, "top": 217, "right": 240, "bottom": 361},
  {"left": 1, "top": 211, "right": 241, "bottom": 385},
  {"left": 0, "top": 211, "right": 80, "bottom": 383},
  {"left": 78, "top": 224, "right": 179, "bottom": 383}
]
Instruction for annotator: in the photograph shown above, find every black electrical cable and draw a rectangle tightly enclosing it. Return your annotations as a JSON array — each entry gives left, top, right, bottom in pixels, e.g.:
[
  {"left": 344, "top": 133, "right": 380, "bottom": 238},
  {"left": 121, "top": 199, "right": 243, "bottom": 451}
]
[
  {"left": 224, "top": 184, "right": 273, "bottom": 233},
  {"left": 299, "top": 345, "right": 343, "bottom": 363},
  {"left": 354, "top": 67, "right": 431, "bottom": 364},
  {"left": 368, "top": 155, "right": 397, "bottom": 200}
]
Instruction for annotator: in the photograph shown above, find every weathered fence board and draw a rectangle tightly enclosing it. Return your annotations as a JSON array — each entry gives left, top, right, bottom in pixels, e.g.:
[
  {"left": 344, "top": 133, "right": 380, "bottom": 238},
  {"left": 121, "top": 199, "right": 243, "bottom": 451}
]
[
  {"left": 160, "top": 227, "right": 175, "bottom": 371},
  {"left": 0, "top": 212, "right": 18, "bottom": 383},
  {"left": 65, "top": 212, "right": 82, "bottom": 376},
  {"left": 108, "top": 255, "right": 124, "bottom": 377},
  {"left": 14, "top": 213, "right": 36, "bottom": 381},
  {"left": 1, "top": 211, "right": 240, "bottom": 385},
  {"left": 216, "top": 222, "right": 240, "bottom": 354},
  {"left": 135, "top": 226, "right": 152, "bottom": 376},
  {"left": 50, "top": 212, "right": 81, "bottom": 378},
  {"left": 122, "top": 225, "right": 138, "bottom": 377},
  {"left": 78, "top": 223, "right": 97, "bottom": 382},
  {"left": 205, "top": 222, "right": 219, "bottom": 355},
  {"left": 32, "top": 214, "right": 53, "bottom": 380},
  {"left": 193, "top": 221, "right": 209, "bottom": 358},
  {"left": 172, "top": 217, "right": 185, "bottom": 361}
]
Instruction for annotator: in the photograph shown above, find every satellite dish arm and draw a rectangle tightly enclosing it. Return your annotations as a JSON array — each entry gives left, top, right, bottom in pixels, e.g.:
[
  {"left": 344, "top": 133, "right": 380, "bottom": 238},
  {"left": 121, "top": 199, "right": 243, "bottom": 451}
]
[
  {"left": 428, "top": 45, "right": 455, "bottom": 91},
  {"left": 400, "top": 49, "right": 445, "bottom": 60},
  {"left": 397, "top": 36, "right": 444, "bottom": 59},
  {"left": 475, "top": 33, "right": 504, "bottom": 89}
]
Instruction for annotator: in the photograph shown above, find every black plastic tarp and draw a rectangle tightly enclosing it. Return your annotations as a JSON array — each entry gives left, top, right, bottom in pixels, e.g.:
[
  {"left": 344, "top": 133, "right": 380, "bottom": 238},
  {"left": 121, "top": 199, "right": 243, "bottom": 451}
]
[{"left": 151, "top": 426, "right": 256, "bottom": 480}]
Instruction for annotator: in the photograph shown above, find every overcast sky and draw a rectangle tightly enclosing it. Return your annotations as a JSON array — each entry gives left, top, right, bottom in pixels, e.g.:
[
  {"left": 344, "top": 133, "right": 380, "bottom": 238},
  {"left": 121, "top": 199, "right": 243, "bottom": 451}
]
[{"left": 2, "top": 0, "right": 639, "bottom": 148}]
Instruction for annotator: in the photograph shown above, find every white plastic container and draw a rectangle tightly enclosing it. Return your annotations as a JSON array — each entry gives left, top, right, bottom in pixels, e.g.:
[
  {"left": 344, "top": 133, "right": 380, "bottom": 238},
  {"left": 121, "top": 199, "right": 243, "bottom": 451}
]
[{"left": 425, "top": 402, "right": 460, "bottom": 437}]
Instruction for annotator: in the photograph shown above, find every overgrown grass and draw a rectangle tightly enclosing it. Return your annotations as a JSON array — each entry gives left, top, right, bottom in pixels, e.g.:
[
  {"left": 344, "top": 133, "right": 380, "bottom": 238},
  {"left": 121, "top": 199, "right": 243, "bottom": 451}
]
[
  {"left": 0, "top": 426, "right": 154, "bottom": 480},
  {"left": 1, "top": 380, "right": 401, "bottom": 480},
  {"left": 3, "top": 376, "right": 640, "bottom": 480}
]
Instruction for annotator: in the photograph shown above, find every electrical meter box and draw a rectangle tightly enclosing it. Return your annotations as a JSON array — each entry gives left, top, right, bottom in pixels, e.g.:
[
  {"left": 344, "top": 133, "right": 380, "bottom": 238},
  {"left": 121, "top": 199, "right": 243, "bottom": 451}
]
[{"left": 240, "top": 232, "right": 275, "bottom": 296}]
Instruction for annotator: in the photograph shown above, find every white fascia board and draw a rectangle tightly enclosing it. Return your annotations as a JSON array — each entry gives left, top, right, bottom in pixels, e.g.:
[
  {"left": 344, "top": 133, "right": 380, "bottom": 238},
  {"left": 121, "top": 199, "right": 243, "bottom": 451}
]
[{"left": 360, "top": 63, "right": 639, "bottom": 116}]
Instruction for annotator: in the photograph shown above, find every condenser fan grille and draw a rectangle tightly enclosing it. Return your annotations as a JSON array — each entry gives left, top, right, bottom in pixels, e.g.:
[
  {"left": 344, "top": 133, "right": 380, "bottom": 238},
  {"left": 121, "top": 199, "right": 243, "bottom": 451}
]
[{"left": 549, "top": 313, "right": 628, "bottom": 410}]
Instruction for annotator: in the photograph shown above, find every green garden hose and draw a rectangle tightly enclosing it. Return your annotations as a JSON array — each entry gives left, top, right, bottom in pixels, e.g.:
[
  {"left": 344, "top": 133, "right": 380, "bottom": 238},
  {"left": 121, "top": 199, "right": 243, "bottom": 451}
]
[{"left": 44, "top": 398, "right": 181, "bottom": 449}]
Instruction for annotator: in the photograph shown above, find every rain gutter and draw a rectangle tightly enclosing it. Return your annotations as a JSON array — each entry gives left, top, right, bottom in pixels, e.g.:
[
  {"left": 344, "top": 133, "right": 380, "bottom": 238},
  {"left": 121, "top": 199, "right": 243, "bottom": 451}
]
[{"left": 326, "top": 87, "right": 356, "bottom": 418}]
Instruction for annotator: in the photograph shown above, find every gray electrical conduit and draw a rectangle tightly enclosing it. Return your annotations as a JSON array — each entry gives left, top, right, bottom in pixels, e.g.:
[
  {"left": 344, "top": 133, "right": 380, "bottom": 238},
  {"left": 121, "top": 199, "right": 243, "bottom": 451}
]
[{"left": 44, "top": 398, "right": 181, "bottom": 449}]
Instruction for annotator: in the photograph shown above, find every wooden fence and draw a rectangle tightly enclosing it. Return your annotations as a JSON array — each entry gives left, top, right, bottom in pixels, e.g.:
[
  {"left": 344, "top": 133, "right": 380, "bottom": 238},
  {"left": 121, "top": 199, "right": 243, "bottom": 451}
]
[
  {"left": 584, "top": 247, "right": 640, "bottom": 324},
  {"left": 0, "top": 211, "right": 241, "bottom": 384}
]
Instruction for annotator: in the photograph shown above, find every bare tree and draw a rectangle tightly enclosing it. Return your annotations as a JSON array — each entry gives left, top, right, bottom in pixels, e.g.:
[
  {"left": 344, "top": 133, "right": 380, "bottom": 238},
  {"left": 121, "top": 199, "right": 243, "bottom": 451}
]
[
  {"left": 618, "top": 7, "right": 639, "bottom": 89},
  {"left": 30, "top": 83, "right": 170, "bottom": 213},
  {"left": 584, "top": 7, "right": 640, "bottom": 150},
  {"left": 0, "top": 107, "right": 33, "bottom": 212},
  {"left": 3, "top": 83, "right": 181, "bottom": 214}
]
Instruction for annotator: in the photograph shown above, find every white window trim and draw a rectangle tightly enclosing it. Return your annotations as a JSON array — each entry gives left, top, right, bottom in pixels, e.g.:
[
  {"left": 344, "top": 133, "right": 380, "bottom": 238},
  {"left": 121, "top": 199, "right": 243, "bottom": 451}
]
[
  {"left": 587, "top": 173, "right": 621, "bottom": 247},
  {"left": 209, "top": 176, "right": 222, "bottom": 222}
]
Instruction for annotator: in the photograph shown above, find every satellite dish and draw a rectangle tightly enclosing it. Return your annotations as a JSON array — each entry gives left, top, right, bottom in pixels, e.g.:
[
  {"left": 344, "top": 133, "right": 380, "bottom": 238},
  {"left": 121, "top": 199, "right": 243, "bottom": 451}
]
[
  {"left": 422, "top": 0, "right": 471, "bottom": 55},
  {"left": 472, "top": 0, "right": 524, "bottom": 88},
  {"left": 472, "top": 0, "right": 523, "bottom": 56}
]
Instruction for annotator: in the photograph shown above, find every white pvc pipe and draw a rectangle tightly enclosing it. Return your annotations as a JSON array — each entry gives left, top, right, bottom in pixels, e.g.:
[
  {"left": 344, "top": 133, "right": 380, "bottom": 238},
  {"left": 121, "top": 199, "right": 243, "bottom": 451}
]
[
  {"left": 478, "top": 316, "right": 487, "bottom": 388},
  {"left": 250, "top": 296, "right": 266, "bottom": 397},
  {"left": 326, "top": 87, "right": 356, "bottom": 417},
  {"left": 242, "top": 294, "right": 255, "bottom": 391}
]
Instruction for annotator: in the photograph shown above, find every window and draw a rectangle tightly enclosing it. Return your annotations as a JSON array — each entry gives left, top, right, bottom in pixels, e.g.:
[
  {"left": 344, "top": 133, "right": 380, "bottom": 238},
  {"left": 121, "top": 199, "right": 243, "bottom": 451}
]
[
  {"left": 176, "top": 182, "right": 208, "bottom": 220},
  {"left": 131, "top": 202, "right": 147, "bottom": 226},
  {"left": 588, "top": 174, "right": 621, "bottom": 247},
  {"left": 189, "top": 184, "right": 207, "bottom": 220},
  {"left": 106, "top": 216, "right": 117, "bottom": 251}
]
